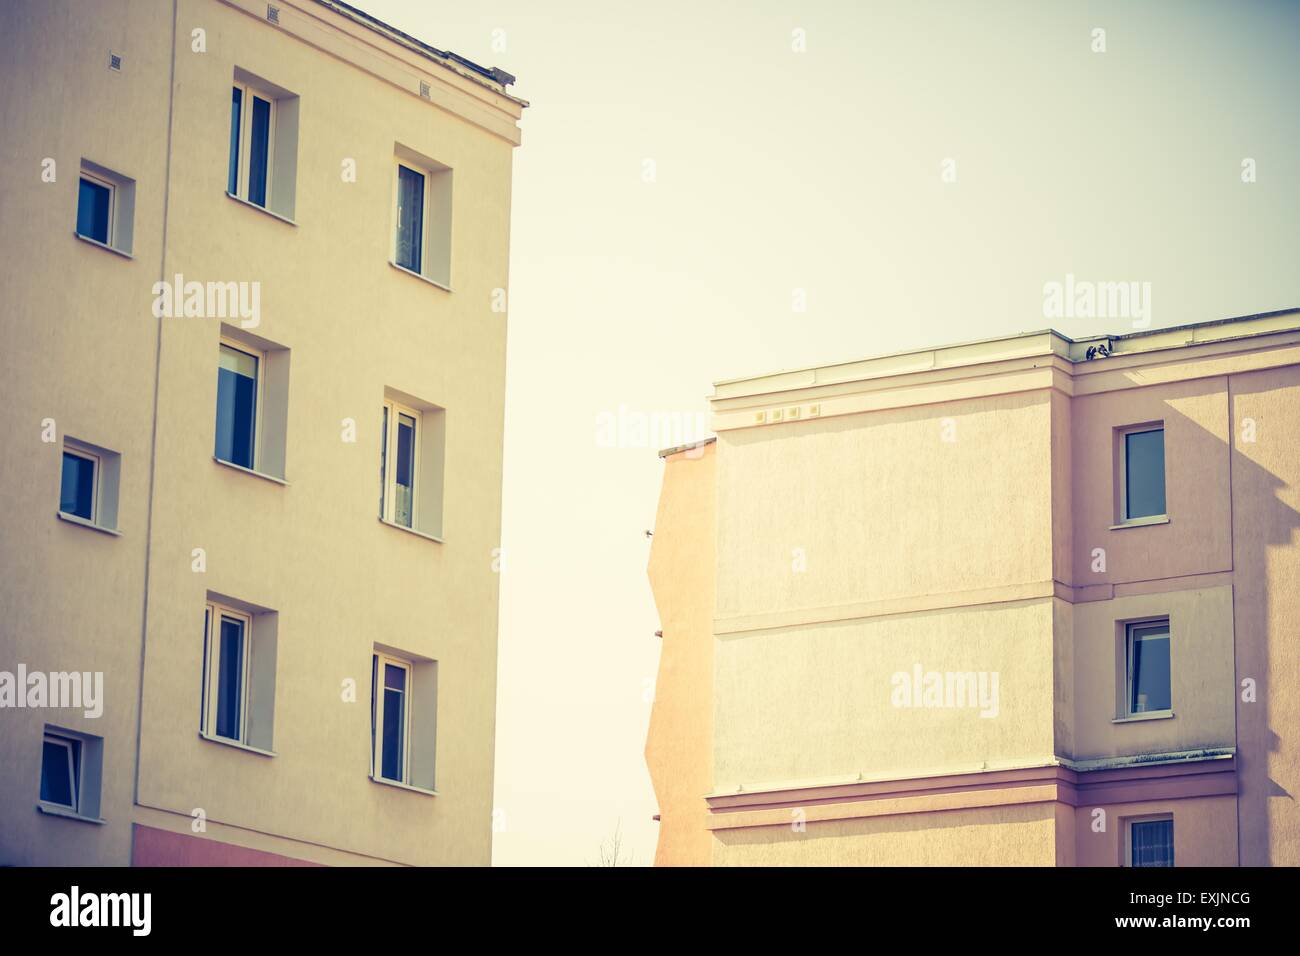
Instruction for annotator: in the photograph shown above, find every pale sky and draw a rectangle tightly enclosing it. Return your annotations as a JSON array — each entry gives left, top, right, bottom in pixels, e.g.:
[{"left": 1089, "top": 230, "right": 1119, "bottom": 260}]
[{"left": 358, "top": 0, "right": 1300, "bottom": 865}]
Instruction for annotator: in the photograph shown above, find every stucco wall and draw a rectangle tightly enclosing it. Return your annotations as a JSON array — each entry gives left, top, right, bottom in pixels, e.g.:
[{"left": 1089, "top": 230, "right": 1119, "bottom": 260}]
[
  {"left": 645, "top": 443, "right": 715, "bottom": 866},
  {"left": 1072, "top": 796, "right": 1238, "bottom": 867}
]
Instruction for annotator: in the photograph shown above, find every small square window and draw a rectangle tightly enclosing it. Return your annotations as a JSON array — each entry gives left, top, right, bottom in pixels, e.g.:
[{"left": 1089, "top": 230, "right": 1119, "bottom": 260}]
[
  {"left": 1130, "top": 818, "right": 1174, "bottom": 867},
  {"left": 1126, "top": 619, "right": 1171, "bottom": 715},
  {"left": 214, "top": 330, "right": 290, "bottom": 480},
  {"left": 390, "top": 146, "right": 452, "bottom": 288},
  {"left": 227, "top": 70, "right": 299, "bottom": 220},
  {"left": 75, "top": 160, "right": 135, "bottom": 255},
  {"left": 57, "top": 437, "right": 121, "bottom": 533},
  {"left": 379, "top": 392, "right": 446, "bottom": 538},
  {"left": 370, "top": 648, "right": 437, "bottom": 791},
  {"left": 1119, "top": 425, "right": 1165, "bottom": 521},
  {"left": 201, "top": 596, "right": 278, "bottom": 752},
  {"left": 38, "top": 726, "right": 104, "bottom": 821}
]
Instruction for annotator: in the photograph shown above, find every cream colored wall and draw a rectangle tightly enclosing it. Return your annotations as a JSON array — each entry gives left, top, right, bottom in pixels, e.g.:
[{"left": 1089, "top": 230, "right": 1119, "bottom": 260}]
[
  {"left": 645, "top": 443, "right": 715, "bottom": 867},
  {"left": 1070, "top": 588, "right": 1235, "bottom": 761},
  {"left": 1072, "top": 796, "right": 1238, "bottom": 867},
  {"left": 1228, "top": 364, "right": 1300, "bottom": 865},
  {"left": 131, "top": 0, "right": 514, "bottom": 866},
  {"left": 714, "top": 392, "right": 1055, "bottom": 622},
  {"left": 713, "top": 803, "right": 1059, "bottom": 866},
  {"left": 0, "top": 0, "right": 518, "bottom": 866},
  {"left": 0, "top": 0, "right": 173, "bottom": 866}
]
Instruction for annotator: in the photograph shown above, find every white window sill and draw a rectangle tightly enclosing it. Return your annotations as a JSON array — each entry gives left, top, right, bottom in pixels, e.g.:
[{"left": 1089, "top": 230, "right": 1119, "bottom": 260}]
[
  {"left": 388, "top": 260, "right": 451, "bottom": 293},
  {"left": 378, "top": 516, "right": 444, "bottom": 544},
  {"left": 199, "top": 731, "right": 277, "bottom": 757},
  {"left": 1110, "top": 514, "right": 1170, "bottom": 530},
  {"left": 214, "top": 456, "right": 288, "bottom": 486},
  {"left": 225, "top": 190, "right": 297, "bottom": 226},
  {"left": 1113, "top": 710, "right": 1175, "bottom": 723},
  {"left": 38, "top": 801, "right": 107, "bottom": 825},
  {"left": 369, "top": 774, "right": 438, "bottom": 797},
  {"left": 57, "top": 511, "right": 122, "bottom": 536},
  {"left": 74, "top": 230, "right": 133, "bottom": 259}
]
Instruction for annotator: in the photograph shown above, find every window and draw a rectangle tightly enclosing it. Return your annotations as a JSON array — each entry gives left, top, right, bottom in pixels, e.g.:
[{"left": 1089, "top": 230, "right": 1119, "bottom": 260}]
[
  {"left": 1130, "top": 818, "right": 1174, "bottom": 867},
  {"left": 213, "top": 329, "right": 290, "bottom": 480},
  {"left": 227, "top": 70, "right": 299, "bottom": 220},
  {"left": 200, "top": 596, "right": 278, "bottom": 752},
  {"left": 390, "top": 146, "right": 452, "bottom": 287},
  {"left": 370, "top": 648, "right": 438, "bottom": 792},
  {"left": 75, "top": 160, "right": 135, "bottom": 255},
  {"left": 1126, "top": 619, "right": 1171, "bottom": 715},
  {"left": 76, "top": 175, "right": 111, "bottom": 244},
  {"left": 1121, "top": 425, "right": 1165, "bottom": 521},
  {"left": 38, "top": 726, "right": 104, "bottom": 822},
  {"left": 215, "top": 342, "right": 259, "bottom": 470},
  {"left": 57, "top": 437, "right": 121, "bottom": 533},
  {"left": 379, "top": 392, "right": 446, "bottom": 538},
  {"left": 60, "top": 448, "right": 98, "bottom": 521},
  {"left": 41, "top": 733, "right": 81, "bottom": 811},
  {"left": 372, "top": 654, "right": 412, "bottom": 784}
]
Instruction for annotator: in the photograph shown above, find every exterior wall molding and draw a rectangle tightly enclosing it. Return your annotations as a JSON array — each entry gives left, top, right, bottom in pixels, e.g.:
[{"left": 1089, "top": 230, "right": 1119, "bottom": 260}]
[
  {"left": 704, "top": 753, "right": 1236, "bottom": 831},
  {"left": 710, "top": 318, "right": 1300, "bottom": 432},
  {"left": 219, "top": 0, "right": 525, "bottom": 145}
]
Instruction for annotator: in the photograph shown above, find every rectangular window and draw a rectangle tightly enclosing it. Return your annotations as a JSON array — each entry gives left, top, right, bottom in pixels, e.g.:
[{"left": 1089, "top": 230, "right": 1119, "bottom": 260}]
[
  {"left": 59, "top": 448, "right": 98, "bottom": 521},
  {"left": 215, "top": 342, "right": 260, "bottom": 470},
  {"left": 372, "top": 655, "right": 412, "bottom": 784},
  {"left": 76, "top": 176, "right": 112, "bottom": 244},
  {"left": 201, "top": 603, "right": 252, "bottom": 744},
  {"left": 1123, "top": 427, "right": 1166, "bottom": 520},
  {"left": 1127, "top": 619, "right": 1171, "bottom": 714},
  {"left": 380, "top": 399, "right": 423, "bottom": 530},
  {"left": 1130, "top": 818, "right": 1174, "bottom": 867},
  {"left": 395, "top": 164, "right": 425, "bottom": 272},
  {"left": 228, "top": 82, "right": 274, "bottom": 208},
  {"left": 40, "top": 733, "right": 82, "bottom": 811}
]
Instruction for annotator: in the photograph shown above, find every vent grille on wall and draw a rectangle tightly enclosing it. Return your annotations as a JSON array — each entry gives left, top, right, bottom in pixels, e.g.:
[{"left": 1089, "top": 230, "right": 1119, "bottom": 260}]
[
  {"left": 109, "top": 53, "right": 122, "bottom": 71},
  {"left": 266, "top": 5, "right": 280, "bottom": 24},
  {"left": 419, "top": 81, "right": 431, "bottom": 99}
]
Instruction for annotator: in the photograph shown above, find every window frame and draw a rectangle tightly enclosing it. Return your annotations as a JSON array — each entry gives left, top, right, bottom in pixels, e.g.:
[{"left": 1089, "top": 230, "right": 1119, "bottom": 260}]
[
  {"left": 76, "top": 170, "right": 116, "bottom": 246},
  {"left": 59, "top": 445, "right": 101, "bottom": 523},
  {"left": 372, "top": 652, "right": 414, "bottom": 785},
  {"left": 1118, "top": 424, "right": 1166, "bottom": 522},
  {"left": 201, "top": 602, "right": 254, "bottom": 746},
  {"left": 391, "top": 161, "right": 431, "bottom": 275},
  {"left": 1126, "top": 814, "right": 1175, "bottom": 868},
  {"left": 380, "top": 398, "right": 421, "bottom": 528},
  {"left": 229, "top": 81, "right": 277, "bottom": 209},
  {"left": 1125, "top": 617, "right": 1172, "bottom": 717},
  {"left": 40, "top": 732, "right": 81, "bottom": 812},
  {"left": 215, "top": 337, "right": 266, "bottom": 472}
]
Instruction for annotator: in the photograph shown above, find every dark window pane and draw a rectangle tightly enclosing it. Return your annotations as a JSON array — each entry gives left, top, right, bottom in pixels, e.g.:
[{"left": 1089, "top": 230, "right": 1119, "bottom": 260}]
[
  {"left": 385, "top": 663, "right": 406, "bottom": 692},
  {"left": 1131, "top": 820, "right": 1174, "bottom": 867},
  {"left": 76, "top": 178, "right": 110, "bottom": 243},
  {"left": 379, "top": 406, "right": 388, "bottom": 518},
  {"left": 1130, "top": 625, "right": 1171, "bottom": 713},
  {"left": 216, "top": 617, "right": 244, "bottom": 740},
  {"left": 59, "top": 452, "right": 95, "bottom": 520},
  {"left": 382, "top": 687, "right": 404, "bottom": 781},
  {"left": 1125, "top": 429, "right": 1166, "bottom": 519},
  {"left": 396, "top": 165, "right": 424, "bottom": 272},
  {"left": 227, "top": 87, "right": 242, "bottom": 195},
  {"left": 395, "top": 413, "right": 415, "bottom": 528},
  {"left": 248, "top": 95, "right": 271, "bottom": 207},
  {"left": 370, "top": 655, "right": 378, "bottom": 768},
  {"left": 40, "top": 739, "right": 76, "bottom": 807},
  {"left": 215, "top": 345, "right": 258, "bottom": 468}
]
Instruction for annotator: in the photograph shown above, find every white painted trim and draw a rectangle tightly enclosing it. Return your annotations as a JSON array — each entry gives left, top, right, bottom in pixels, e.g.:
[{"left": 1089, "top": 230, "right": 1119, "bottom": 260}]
[{"left": 55, "top": 511, "right": 122, "bottom": 536}]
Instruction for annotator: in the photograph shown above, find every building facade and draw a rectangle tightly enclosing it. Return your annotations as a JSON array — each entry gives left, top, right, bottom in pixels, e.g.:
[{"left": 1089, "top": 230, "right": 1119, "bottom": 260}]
[
  {"left": 646, "top": 310, "right": 1300, "bottom": 866},
  {"left": 0, "top": 0, "right": 523, "bottom": 865}
]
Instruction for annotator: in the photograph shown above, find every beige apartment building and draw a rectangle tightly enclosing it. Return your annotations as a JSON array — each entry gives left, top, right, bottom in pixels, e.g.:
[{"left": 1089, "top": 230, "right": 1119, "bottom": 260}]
[
  {"left": 646, "top": 310, "right": 1300, "bottom": 866},
  {"left": 0, "top": 0, "right": 523, "bottom": 865}
]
